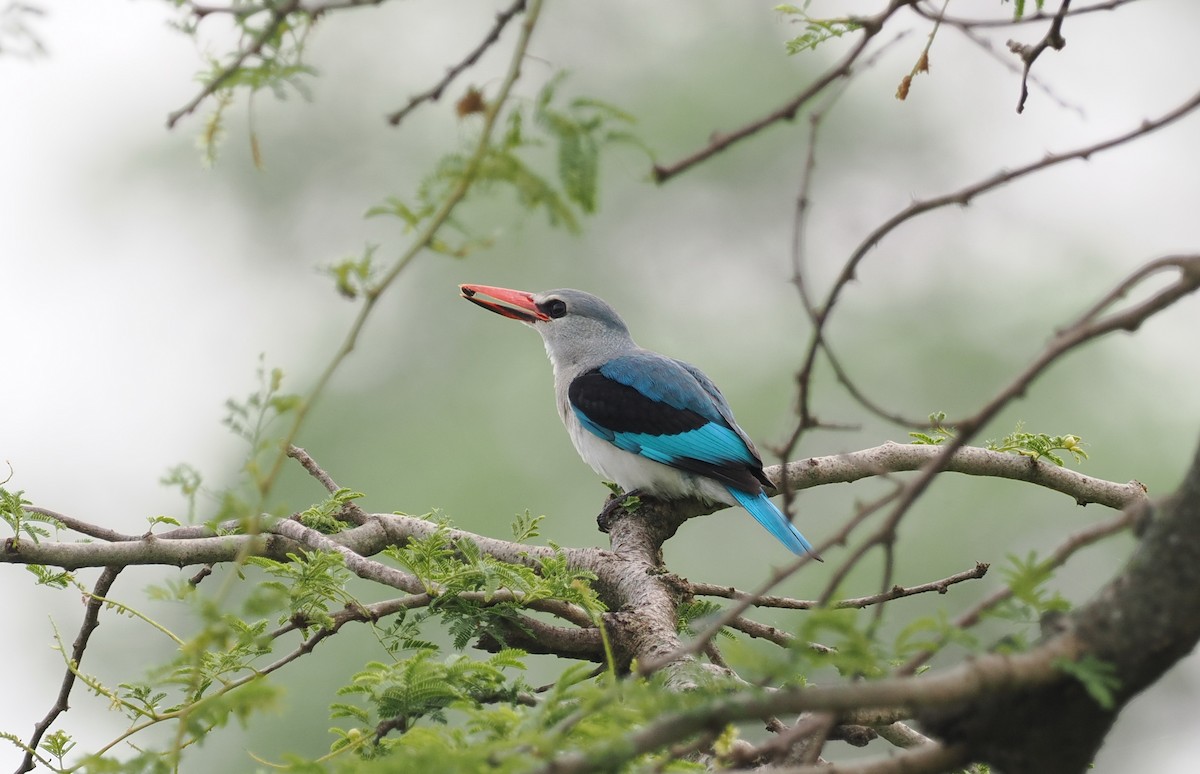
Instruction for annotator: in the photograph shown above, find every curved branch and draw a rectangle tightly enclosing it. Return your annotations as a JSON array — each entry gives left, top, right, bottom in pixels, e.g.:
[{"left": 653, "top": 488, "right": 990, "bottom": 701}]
[
  {"left": 771, "top": 441, "right": 1149, "bottom": 510},
  {"left": 651, "top": 0, "right": 914, "bottom": 184},
  {"left": 795, "top": 88, "right": 1200, "bottom": 429}
]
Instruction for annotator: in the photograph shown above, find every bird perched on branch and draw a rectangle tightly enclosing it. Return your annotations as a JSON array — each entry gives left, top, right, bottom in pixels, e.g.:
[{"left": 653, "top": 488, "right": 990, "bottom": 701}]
[{"left": 460, "top": 284, "right": 819, "bottom": 559}]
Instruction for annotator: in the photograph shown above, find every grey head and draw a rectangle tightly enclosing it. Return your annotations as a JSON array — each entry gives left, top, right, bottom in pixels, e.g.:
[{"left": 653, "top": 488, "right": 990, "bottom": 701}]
[{"left": 460, "top": 284, "right": 637, "bottom": 371}]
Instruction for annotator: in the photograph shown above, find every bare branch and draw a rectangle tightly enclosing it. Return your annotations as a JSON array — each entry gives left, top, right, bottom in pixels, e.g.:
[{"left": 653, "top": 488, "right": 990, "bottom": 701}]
[
  {"left": 794, "top": 91, "right": 1200, "bottom": 430},
  {"left": 476, "top": 615, "right": 605, "bottom": 662},
  {"left": 911, "top": 0, "right": 1136, "bottom": 29},
  {"left": 651, "top": 1, "right": 914, "bottom": 184},
  {"left": 386, "top": 0, "right": 528, "bottom": 126}
]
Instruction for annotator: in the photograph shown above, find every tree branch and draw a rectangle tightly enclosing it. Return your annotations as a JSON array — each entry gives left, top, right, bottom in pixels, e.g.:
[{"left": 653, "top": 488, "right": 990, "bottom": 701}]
[{"left": 771, "top": 442, "right": 1148, "bottom": 510}]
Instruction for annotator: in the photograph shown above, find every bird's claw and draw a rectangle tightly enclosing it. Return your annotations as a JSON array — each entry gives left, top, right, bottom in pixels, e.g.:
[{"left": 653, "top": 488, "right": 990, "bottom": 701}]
[{"left": 597, "top": 490, "right": 641, "bottom": 533}]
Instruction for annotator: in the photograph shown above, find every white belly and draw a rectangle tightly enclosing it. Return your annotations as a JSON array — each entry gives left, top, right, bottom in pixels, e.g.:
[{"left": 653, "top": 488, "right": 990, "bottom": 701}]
[{"left": 560, "top": 400, "right": 735, "bottom": 506}]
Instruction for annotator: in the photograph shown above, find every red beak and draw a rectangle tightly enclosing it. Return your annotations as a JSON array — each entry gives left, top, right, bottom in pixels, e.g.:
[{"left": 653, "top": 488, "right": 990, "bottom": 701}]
[{"left": 459, "top": 284, "right": 549, "bottom": 323}]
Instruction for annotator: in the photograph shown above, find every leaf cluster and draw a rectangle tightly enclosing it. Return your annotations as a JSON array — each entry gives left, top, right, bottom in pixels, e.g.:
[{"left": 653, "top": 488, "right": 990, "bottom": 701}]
[
  {"left": 986, "top": 424, "right": 1088, "bottom": 466},
  {"left": 247, "top": 549, "right": 355, "bottom": 633},
  {"left": 911, "top": 414, "right": 1088, "bottom": 467},
  {"left": 0, "top": 487, "right": 62, "bottom": 546},
  {"left": 325, "top": 662, "right": 723, "bottom": 771},
  {"left": 1054, "top": 654, "right": 1120, "bottom": 709},
  {"left": 775, "top": 3, "right": 863, "bottom": 55},
  {"left": 986, "top": 551, "right": 1071, "bottom": 632},
  {"left": 331, "top": 649, "right": 529, "bottom": 757},
  {"left": 1006, "top": 0, "right": 1048, "bottom": 21},
  {"left": 218, "top": 356, "right": 302, "bottom": 517},
  {"left": 177, "top": 2, "right": 318, "bottom": 165}
]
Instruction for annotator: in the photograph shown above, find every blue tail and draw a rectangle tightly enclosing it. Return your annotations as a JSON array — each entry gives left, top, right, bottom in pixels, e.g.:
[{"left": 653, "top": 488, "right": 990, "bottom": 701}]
[{"left": 727, "top": 487, "right": 821, "bottom": 560}]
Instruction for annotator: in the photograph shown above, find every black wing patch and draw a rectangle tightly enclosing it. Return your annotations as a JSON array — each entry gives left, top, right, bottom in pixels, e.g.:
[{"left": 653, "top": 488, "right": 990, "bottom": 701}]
[
  {"left": 568, "top": 368, "right": 768, "bottom": 493},
  {"left": 568, "top": 369, "right": 709, "bottom": 435}
]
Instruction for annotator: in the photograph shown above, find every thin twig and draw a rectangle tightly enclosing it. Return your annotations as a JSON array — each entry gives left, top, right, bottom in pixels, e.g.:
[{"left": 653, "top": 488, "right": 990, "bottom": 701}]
[
  {"left": 911, "top": 0, "right": 1135, "bottom": 29},
  {"left": 687, "top": 562, "right": 988, "bottom": 610},
  {"left": 1010, "top": 0, "right": 1071, "bottom": 113},
  {"left": 896, "top": 503, "right": 1143, "bottom": 675},
  {"left": 18, "top": 567, "right": 122, "bottom": 774},
  {"left": 386, "top": 0, "right": 528, "bottom": 126}
]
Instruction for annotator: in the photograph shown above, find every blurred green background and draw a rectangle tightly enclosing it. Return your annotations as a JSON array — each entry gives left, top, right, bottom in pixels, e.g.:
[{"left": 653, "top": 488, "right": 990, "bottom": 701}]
[{"left": 4, "top": 0, "right": 1199, "bottom": 770}]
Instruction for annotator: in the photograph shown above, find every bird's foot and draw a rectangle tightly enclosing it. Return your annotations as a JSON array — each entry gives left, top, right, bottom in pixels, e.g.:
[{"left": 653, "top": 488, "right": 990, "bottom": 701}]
[{"left": 597, "top": 490, "right": 644, "bottom": 533}]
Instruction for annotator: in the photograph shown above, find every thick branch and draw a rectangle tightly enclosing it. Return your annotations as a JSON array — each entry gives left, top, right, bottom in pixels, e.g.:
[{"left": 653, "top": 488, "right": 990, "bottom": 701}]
[
  {"left": 3, "top": 444, "right": 1141, "bottom": 572},
  {"left": 540, "top": 636, "right": 1078, "bottom": 774},
  {"left": 770, "top": 441, "right": 1147, "bottom": 510}
]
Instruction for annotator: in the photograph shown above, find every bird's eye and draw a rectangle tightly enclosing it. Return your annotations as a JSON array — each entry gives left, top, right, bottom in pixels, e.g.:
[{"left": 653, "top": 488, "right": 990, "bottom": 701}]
[{"left": 544, "top": 299, "right": 568, "bottom": 318}]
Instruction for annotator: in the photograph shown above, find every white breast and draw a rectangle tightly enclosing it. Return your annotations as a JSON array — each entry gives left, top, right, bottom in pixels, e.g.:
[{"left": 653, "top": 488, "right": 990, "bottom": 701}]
[{"left": 557, "top": 392, "right": 734, "bottom": 506}]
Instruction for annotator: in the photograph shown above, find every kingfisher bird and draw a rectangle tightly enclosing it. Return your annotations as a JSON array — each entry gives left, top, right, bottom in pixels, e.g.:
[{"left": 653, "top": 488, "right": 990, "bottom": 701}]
[{"left": 460, "top": 284, "right": 819, "bottom": 558}]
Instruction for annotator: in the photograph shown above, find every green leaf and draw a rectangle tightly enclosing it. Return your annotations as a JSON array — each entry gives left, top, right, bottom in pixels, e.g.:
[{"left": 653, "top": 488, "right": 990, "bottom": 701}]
[
  {"left": 909, "top": 411, "right": 954, "bottom": 445},
  {"left": 27, "top": 564, "right": 73, "bottom": 589},
  {"left": 0, "top": 487, "right": 62, "bottom": 545},
  {"left": 776, "top": 4, "right": 863, "bottom": 55},
  {"left": 986, "top": 421, "right": 1088, "bottom": 466},
  {"left": 510, "top": 511, "right": 544, "bottom": 542}
]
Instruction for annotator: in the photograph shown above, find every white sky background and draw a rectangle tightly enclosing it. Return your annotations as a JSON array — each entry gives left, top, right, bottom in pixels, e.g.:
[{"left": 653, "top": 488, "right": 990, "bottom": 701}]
[{"left": 2, "top": 0, "right": 1200, "bottom": 770}]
